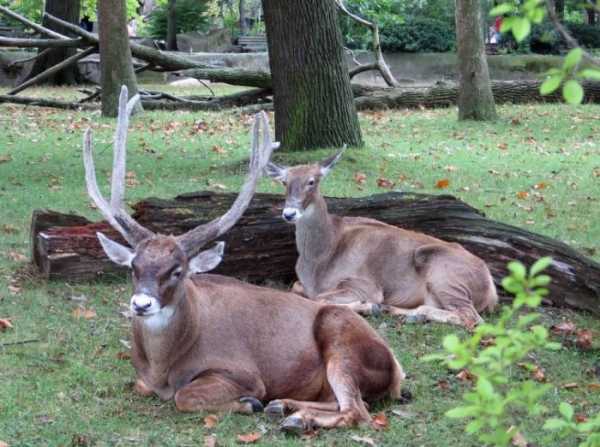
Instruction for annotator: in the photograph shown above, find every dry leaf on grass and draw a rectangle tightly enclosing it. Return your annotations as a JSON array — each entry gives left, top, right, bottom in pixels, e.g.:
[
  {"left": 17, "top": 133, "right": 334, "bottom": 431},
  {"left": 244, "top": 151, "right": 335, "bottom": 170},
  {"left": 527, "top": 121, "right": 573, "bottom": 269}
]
[
  {"left": 562, "top": 382, "right": 579, "bottom": 389},
  {"left": 576, "top": 414, "right": 588, "bottom": 423},
  {"left": 371, "top": 412, "right": 389, "bottom": 430},
  {"left": 516, "top": 191, "right": 529, "bottom": 200},
  {"left": 532, "top": 365, "right": 546, "bottom": 382},
  {"left": 0, "top": 318, "right": 13, "bottom": 331},
  {"left": 116, "top": 351, "right": 131, "bottom": 360},
  {"left": 72, "top": 307, "right": 96, "bottom": 320},
  {"left": 354, "top": 172, "right": 367, "bottom": 185},
  {"left": 376, "top": 178, "right": 394, "bottom": 189},
  {"left": 511, "top": 430, "right": 528, "bottom": 447},
  {"left": 576, "top": 329, "right": 593, "bottom": 350},
  {"left": 435, "top": 178, "right": 450, "bottom": 189},
  {"left": 0, "top": 154, "right": 12, "bottom": 163},
  {"left": 350, "top": 435, "right": 377, "bottom": 446},
  {"left": 204, "top": 434, "right": 218, "bottom": 447},
  {"left": 551, "top": 321, "right": 577, "bottom": 335},
  {"left": 456, "top": 369, "right": 475, "bottom": 382},
  {"left": 204, "top": 414, "right": 219, "bottom": 429},
  {"left": 236, "top": 432, "right": 262, "bottom": 444},
  {"left": 437, "top": 379, "right": 450, "bottom": 390}
]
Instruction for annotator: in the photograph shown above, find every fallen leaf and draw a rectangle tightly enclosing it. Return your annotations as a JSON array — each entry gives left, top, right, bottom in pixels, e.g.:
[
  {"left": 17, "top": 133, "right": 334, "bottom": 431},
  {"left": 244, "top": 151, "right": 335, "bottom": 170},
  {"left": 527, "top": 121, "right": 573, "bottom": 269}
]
[
  {"left": 532, "top": 365, "right": 546, "bottom": 382},
  {"left": 516, "top": 191, "right": 529, "bottom": 199},
  {"left": 371, "top": 412, "right": 389, "bottom": 430},
  {"left": 456, "top": 369, "right": 475, "bottom": 382},
  {"left": 576, "top": 329, "right": 593, "bottom": 350},
  {"left": 533, "top": 182, "right": 548, "bottom": 190},
  {"left": 0, "top": 154, "right": 12, "bottom": 163},
  {"left": 350, "top": 435, "right": 376, "bottom": 446},
  {"left": 376, "top": 177, "right": 394, "bottom": 189},
  {"left": 204, "top": 434, "right": 218, "bottom": 447},
  {"left": 7, "top": 251, "right": 27, "bottom": 262},
  {"left": 353, "top": 172, "right": 367, "bottom": 185},
  {"left": 511, "top": 118, "right": 521, "bottom": 126},
  {"left": 72, "top": 307, "right": 96, "bottom": 320},
  {"left": 551, "top": 321, "right": 577, "bottom": 336},
  {"left": 437, "top": 379, "right": 450, "bottom": 390},
  {"left": 445, "top": 165, "right": 457, "bottom": 172},
  {"left": 1, "top": 224, "right": 18, "bottom": 234},
  {"left": 8, "top": 285, "right": 21, "bottom": 295},
  {"left": 236, "top": 432, "right": 262, "bottom": 444},
  {"left": 0, "top": 318, "right": 13, "bottom": 331},
  {"left": 480, "top": 336, "right": 496, "bottom": 347},
  {"left": 116, "top": 351, "right": 131, "bottom": 360},
  {"left": 435, "top": 178, "right": 450, "bottom": 189},
  {"left": 576, "top": 414, "right": 588, "bottom": 423},
  {"left": 588, "top": 383, "right": 600, "bottom": 391},
  {"left": 562, "top": 382, "right": 579, "bottom": 389},
  {"left": 204, "top": 414, "right": 219, "bottom": 429},
  {"left": 511, "top": 430, "right": 528, "bottom": 447},
  {"left": 211, "top": 145, "right": 226, "bottom": 154},
  {"left": 497, "top": 142, "right": 508, "bottom": 150}
]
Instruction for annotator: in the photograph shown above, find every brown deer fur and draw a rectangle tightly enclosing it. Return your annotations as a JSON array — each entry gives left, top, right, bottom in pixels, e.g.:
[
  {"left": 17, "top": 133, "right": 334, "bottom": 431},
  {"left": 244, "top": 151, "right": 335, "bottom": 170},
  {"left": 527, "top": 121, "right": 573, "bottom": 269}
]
[
  {"left": 83, "top": 87, "right": 405, "bottom": 432},
  {"left": 266, "top": 151, "right": 498, "bottom": 328}
]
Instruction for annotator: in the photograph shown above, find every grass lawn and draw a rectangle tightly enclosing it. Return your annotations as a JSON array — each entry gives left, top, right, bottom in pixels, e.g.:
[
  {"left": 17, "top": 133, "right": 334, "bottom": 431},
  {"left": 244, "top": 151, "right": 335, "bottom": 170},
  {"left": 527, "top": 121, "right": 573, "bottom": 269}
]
[{"left": 0, "top": 85, "right": 599, "bottom": 446}]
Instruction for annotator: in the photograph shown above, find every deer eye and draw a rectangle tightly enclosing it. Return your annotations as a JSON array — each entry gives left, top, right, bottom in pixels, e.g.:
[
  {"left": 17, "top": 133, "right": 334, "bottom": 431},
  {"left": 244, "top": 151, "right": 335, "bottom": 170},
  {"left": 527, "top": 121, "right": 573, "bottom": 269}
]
[
  {"left": 307, "top": 178, "right": 315, "bottom": 187},
  {"left": 170, "top": 267, "right": 183, "bottom": 279},
  {"left": 281, "top": 180, "right": 287, "bottom": 186}
]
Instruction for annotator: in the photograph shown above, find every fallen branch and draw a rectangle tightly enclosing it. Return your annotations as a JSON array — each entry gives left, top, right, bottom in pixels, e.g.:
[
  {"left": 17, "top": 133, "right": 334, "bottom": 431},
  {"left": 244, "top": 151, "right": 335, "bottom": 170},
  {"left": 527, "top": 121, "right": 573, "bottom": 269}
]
[
  {"left": 0, "top": 36, "right": 85, "bottom": 48},
  {"left": 0, "top": 338, "right": 40, "bottom": 347},
  {"left": 6, "top": 48, "right": 51, "bottom": 69},
  {"left": 7, "top": 46, "right": 96, "bottom": 95},
  {"left": 0, "top": 94, "right": 97, "bottom": 110},
  {"left": 0, "top": 5, "right": 68, "bottom": 40},
  {"left": 31, "top": 192, "right": 600, "bottom": 315}
]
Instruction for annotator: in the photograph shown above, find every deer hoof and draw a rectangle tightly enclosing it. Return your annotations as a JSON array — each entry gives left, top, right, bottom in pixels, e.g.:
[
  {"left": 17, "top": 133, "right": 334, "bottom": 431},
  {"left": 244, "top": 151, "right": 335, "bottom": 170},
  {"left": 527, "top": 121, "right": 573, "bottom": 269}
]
[
  {"left": 280, "top": 415, "right": 306, "bottom": 434},
  {"left": 240, "top": 396, "right": 264, "bottom": 413},
  {"left": 371, "top": 303, "right": 382, "bottom": 316},
  {"left": 265, "top": 400, "right": 286, "bottom": 418},
  {"left": 405, "top": 314, "right": 428, "bottom": 324}
]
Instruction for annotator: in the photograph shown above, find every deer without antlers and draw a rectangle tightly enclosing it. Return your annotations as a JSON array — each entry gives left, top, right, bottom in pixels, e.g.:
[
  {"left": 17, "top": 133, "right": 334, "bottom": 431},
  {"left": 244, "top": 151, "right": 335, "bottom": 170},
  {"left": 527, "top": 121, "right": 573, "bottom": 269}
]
[
  {"left": 83, "top": 86, "right": 405, "bottom": 432},
  {"left": 266, "top": 148, "right": 498, "bottom": 328}
]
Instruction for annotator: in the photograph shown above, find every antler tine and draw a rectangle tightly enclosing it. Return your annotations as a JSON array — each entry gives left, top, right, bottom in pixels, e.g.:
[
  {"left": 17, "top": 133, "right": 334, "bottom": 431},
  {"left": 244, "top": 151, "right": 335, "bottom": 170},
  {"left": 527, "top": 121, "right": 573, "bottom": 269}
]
[
  {"left": 177, "top": 111, "right": 278, "bottom": 256},
  {"left": 82, "top": 85, "right": 153, "bottom": 247}
]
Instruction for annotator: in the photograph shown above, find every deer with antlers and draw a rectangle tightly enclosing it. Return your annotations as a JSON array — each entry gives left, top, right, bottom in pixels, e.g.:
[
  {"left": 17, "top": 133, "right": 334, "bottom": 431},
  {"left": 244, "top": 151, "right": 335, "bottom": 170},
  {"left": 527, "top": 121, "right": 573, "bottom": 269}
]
[
  {"left": 83, "top": 86, "right": 405, "bottom": 433},
  {"left": 266, "top": 148, "right": 498, "bottom": 328}
]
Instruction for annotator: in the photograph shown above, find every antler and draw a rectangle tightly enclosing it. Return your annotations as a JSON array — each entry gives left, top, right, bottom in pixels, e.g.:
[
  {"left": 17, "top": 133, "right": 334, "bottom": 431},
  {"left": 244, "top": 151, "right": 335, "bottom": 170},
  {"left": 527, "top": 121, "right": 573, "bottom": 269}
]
[
  {"left": 83, "top": 86, "right": 154, "bottom": 247},
  {"left": 177, "top": 111, "right": 279, "bottom": 257}
]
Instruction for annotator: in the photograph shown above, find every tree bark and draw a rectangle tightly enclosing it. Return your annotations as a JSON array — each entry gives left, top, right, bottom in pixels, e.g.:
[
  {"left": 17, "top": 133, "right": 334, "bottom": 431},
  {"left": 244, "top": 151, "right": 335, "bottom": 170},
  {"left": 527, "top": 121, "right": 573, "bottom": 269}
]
[
  {"left": 455, "top": 0, "right": 497, "bottom": 120},
  {"left": 98, "top": 0, "right": 142, "bottom": 117},
  {"left": 239, "top": 0, "right": 249, "bottom": 35},
  {"left": 31, "top": 192, "right": 600, "bottom": 315},
  {"left": 262, "top": 0, "right": 363, "bottom": 150},
  {"left": 166, "top": 0, "right": 178, "bottom": 51},
  {"left": 26, "top": 0, "right": 81, "bottom": 85}
]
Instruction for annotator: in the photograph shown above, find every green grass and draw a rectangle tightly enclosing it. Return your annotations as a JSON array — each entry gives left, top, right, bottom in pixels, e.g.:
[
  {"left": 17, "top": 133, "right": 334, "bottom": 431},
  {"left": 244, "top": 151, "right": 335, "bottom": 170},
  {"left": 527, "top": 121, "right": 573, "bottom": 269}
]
[{"left": 1, "top": 88, "right": 599, "bottom": 446}]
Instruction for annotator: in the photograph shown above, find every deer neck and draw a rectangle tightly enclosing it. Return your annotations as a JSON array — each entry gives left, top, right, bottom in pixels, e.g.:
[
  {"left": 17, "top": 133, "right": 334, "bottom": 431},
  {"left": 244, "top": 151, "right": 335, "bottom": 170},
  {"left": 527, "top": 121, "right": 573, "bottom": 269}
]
[{"left": 295, "top": 194, "right": 336, "bottom": 262}]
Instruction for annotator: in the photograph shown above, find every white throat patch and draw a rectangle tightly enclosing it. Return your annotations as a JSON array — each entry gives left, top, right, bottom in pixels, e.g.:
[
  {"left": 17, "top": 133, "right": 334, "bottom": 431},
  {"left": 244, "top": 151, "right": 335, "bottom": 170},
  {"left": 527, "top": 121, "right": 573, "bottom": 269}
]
[{"left": 141, "top": 305, "right": 175, "bottom": 333}]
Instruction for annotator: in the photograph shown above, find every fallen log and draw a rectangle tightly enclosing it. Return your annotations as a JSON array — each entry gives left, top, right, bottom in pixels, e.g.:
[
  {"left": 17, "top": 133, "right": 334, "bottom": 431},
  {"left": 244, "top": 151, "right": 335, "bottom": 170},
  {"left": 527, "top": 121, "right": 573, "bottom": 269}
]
[
  {"left": 31, "top": 191, "right": 600, "bottom": 315},
  {"left": 0, "top": 94, "right": 97, "bottom": 110}
]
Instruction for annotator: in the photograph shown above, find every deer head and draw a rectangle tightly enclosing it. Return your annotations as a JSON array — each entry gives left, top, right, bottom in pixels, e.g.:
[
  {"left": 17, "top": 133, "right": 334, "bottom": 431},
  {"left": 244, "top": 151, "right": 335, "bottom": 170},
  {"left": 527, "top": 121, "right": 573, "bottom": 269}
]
[
  {"left": 265, "top": 146, "right": 346, "bottom": 223},
  {"left": 84, "top": 86, "right": 277, "bottom": 320}
]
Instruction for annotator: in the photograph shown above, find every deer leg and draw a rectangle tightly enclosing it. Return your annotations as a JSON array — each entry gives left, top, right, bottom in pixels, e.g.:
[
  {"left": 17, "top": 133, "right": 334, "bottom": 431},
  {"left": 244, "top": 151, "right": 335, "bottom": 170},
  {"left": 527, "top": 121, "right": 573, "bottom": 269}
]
[
  {"left": 278, "top": 355, "right": 371, "bottom": 433},
  {"left": 174, "top": 371, "right": 266, "bottom": 414},
  {"left": 316, "top": 278, "right": 384, "bottom": 316},
  {"left": 383, "top": 304, "right": 464, "bottom": 326},
  {"left": 133, "top": 378, "right": 154, "bottom": 396},
  {"left": 265, "top": 399, "right": 339, "bottom": 418}
]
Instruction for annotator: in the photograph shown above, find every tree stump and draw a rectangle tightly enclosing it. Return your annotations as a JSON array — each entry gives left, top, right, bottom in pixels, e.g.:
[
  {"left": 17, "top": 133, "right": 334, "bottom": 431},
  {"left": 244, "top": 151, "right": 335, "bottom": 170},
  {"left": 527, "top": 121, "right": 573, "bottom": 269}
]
[{"left": 30, "top": 191, "right": 600, "bottom": 314}]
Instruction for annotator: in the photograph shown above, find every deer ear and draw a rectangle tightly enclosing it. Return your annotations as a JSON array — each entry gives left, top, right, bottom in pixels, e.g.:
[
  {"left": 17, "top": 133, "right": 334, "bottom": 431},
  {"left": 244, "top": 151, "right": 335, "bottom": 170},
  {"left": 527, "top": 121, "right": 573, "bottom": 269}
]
[
  {"left": 189, "top": 241, "right": 225, "bottom": 273},
  {"left": 319, "top": 145, "right": 347, "bottom": 177},
  {"left": 97, "top": 232, "right": 134, "bottom": 267},
  {"left": 265, "top": 162, "right": 287, "bottom": 182}
]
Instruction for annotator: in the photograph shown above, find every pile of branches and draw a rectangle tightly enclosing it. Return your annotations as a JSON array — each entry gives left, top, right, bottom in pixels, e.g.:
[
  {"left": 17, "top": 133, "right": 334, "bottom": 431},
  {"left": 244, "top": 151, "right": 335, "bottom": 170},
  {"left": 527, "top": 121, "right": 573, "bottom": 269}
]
[{"left": 1, "top": 5, "right": 600, "bottom": 112}]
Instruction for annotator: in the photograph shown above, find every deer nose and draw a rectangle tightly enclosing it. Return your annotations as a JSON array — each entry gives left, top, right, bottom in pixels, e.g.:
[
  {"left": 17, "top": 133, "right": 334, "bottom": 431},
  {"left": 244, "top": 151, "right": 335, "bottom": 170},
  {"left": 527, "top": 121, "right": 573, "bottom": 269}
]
[
  {"left": 134, "top": 301, "right": 151, "bottom": 311},
  {"left": 282, "top": 208, "right": 297, "bottom": 222},
  {"left": 131, "top": 293, "right": 155, "bottom": 314}
]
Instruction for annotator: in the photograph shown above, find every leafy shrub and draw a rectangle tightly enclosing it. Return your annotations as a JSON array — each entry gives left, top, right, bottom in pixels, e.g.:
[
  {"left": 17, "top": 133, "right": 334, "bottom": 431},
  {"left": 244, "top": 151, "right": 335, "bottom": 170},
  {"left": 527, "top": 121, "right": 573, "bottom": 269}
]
[
  {"left": 146, "top": 0, "right": 210, "bottom": 40},
  {"left": 568, "top": 23, "right": 600, "bottom": 49},
  {"left": 426, "top": 257, "right": 560, "bottom": 446},
  {"left": 545, "top": 404, "right": 600, "bottom": 447},
  {"left": 380, "top": 17, "right": 455, "bottom": 52}
]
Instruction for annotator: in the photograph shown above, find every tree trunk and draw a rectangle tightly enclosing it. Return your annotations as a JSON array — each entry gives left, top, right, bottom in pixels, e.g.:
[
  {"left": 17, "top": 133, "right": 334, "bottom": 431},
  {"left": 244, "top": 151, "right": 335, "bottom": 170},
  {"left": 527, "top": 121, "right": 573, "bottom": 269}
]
[
  {"left": 239, "top": 0, "right": 249, "bottom": 35},
  {"left": 586, "top": 1, "right": 597, "bottom": 25},
  {"left": 31, "top": 192, "right": 600, "bottom": 315},
  {"left": 98, "top": 0, "right": 142, "bottom": 117},
  {"left": 262, "top": 0, "right": 363, "bottom": 150},
  {"left": 455, "top": 0, "right": 497, "bottom": 120},
  {"left": 166, "top": 0, "right": 178, "bottom": 51},
  {"left": 26, "top": 0, "right": 81, "bottom": 85},
  {"left": 555, "top": 0, "right": 565, "bottom": 20}
]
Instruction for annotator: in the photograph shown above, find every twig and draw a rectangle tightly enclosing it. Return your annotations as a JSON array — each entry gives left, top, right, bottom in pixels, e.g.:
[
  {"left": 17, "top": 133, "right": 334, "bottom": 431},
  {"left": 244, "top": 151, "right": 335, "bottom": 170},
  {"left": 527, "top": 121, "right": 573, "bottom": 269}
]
[
  {"left": 334, "top": 0, "right": 399, "bottom": 86},
  {"left": 344, "top": 46, "right": 364, "bottom": 67},
  {"left": 6, "top": 48, "right": 52, "bottom": 69},
  {"left": 78, "top": 88, "right": 101, "bottom": 103},
  {"left": 0, "top": 338, "right": 40, "bottom": 347}
]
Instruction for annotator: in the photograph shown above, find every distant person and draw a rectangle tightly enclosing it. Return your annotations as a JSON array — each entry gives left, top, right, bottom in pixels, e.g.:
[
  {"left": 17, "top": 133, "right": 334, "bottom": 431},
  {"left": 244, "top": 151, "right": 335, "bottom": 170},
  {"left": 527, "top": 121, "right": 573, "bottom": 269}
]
[
  {"left": 494, "top": 16, "right": 503, "bottom": 44},
  {"left": 80, "top": 15, "right": 93, "bottom": 32}
]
